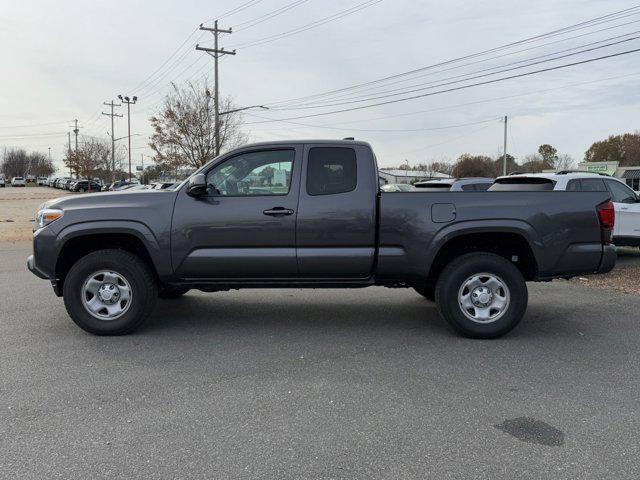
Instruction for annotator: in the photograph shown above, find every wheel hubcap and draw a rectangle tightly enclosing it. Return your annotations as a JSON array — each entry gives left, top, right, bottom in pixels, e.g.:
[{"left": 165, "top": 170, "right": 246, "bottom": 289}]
[
  {"left": 81, "top": 270, "right": 132, "bottom": 320},
  {"left": 458, "top": 273, "right": 510, "bottom": 324}
]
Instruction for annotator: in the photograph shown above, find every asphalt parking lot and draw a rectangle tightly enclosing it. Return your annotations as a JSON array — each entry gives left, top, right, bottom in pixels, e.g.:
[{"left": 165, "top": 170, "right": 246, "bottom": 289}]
[{"left": 2, "top": 242, "right": 640, "bottom": 479}]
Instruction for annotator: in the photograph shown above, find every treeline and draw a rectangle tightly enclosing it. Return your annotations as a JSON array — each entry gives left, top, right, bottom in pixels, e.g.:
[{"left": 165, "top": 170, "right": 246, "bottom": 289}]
[
  {"left": 399, "top": 131, "right": 640, "bottom": 178},
  {"left": 1, "top": 148, "right": 55, "bottom": 179},
  {"left": 401, "top": 144, "right": 574, "bottom": 178}
]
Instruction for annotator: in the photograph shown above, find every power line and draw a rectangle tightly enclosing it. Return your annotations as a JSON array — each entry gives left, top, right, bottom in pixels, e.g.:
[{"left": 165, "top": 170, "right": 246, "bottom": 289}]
[
  {"left": 203, "top": 0, "right": 266, "bottom": 24},
  {"left": 246, "top": 113, "right": 499, "bottom": 132},
  {"left": 245, "top": 47, "right": 640, "bottom": 123},
  {"left": 264, "top": 5, "right": 640, "bottom": 107},
  {"left": 269, "top": 33, "right": 640, "bottom": 111},
  {"left": 0, "top": 120, "right": 72, "bottom": 130},
  {"left": 130, "top": 28, "right": 200, "bottom": 93},
  {"left": 233, "top": 0, "right": 312, "bottom": 31},
  {"left": 227, "top": 0, "right": 385, "bottom": 49},
  {"left": 274, "top": 21, "right": 640, "bottom": 108}
]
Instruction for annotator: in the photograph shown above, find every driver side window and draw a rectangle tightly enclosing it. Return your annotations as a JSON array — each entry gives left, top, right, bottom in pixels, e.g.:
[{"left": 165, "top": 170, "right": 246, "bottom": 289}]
[{"left": 205, "top": 149, "right": 294, "bottom": 196}]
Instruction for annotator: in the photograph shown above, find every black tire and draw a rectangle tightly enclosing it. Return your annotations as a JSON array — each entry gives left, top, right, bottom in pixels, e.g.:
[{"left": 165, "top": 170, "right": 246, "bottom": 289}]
[
  {"left": 158, "top": 285, "right": 190, "bottom": 299},
  {"left": 435, "top": 252, "right": 528, "bottom": 339},
  {"left": 63, "top": 249, "right": 157, "bottom": 335},
  {"left": 414, "top": 282, "right": 435, "bottom": 301}
]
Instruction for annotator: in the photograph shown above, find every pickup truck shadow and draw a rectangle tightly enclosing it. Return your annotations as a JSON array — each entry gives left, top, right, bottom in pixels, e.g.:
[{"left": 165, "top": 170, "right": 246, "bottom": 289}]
[
  {"left": 139, "top": 289, "right": 589, "bottom": 340},
  {"left": 142, "top": 291, "right": 455, "bottom": 338}
]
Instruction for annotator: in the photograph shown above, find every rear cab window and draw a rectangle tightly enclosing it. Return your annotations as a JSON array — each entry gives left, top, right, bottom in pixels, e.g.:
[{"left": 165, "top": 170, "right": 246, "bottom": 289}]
[
  {"left": 488, "top": 177, "right": 556, "bottom": 191},
  {"left": 306, "top": 147, "right": 357, "bottom": 195}
]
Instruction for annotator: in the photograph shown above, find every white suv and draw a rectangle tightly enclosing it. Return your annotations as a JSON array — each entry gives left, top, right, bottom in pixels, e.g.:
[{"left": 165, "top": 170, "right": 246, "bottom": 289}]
[
  {"left": 491, "top": 171, "right": 640, "bottom": 247},
  {"left": 11, "top": 176, "right": 26, "bottom": 187}
]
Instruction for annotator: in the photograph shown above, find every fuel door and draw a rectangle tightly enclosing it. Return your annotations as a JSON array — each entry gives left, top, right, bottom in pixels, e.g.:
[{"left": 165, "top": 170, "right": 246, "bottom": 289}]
[{"left": 431, "top": 203, "right": 456, "bottom": 223}]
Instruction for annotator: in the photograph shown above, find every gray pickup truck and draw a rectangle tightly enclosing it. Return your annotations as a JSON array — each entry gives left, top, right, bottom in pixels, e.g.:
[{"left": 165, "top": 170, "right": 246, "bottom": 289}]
[{"left": 28, "top": 140, "right": 616, "bottom": 338}]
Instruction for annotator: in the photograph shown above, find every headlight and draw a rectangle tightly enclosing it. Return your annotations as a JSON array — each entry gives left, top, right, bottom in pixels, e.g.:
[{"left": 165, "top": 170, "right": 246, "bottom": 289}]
[{"left": 35, "top": 208, "right": 64, "bottom": 229}]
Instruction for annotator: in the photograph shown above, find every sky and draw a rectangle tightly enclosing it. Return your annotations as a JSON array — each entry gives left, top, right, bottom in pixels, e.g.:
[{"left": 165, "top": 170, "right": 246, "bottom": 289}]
[{"left": 1, "top": 0, "right": 639, "bottom": 174}]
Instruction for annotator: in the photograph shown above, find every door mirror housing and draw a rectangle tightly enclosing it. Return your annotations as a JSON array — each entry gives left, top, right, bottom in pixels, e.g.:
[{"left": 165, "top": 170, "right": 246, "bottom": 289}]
[{"left": 187, "top": 173, "right": 207, "bottom": 197}]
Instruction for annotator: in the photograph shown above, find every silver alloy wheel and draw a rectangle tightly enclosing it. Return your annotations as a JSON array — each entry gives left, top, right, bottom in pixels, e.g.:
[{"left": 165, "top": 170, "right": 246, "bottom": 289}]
[
  {"left": 81, "top": 270, "right": 132, "bottom": 320},
  {"left": 457, "top": 272, "right": 510, "bottom": 324}
]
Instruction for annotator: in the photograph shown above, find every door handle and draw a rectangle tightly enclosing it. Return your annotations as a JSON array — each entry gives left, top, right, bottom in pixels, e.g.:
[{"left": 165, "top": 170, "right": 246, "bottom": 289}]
[{"left": 263, "top": 207, "right": 294, "bottom": 216}]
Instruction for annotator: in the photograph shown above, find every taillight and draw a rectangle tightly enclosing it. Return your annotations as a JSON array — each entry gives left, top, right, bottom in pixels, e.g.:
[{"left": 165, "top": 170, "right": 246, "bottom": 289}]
[{"left": 597, "top": 200, "right": 615, "bottom": 244}]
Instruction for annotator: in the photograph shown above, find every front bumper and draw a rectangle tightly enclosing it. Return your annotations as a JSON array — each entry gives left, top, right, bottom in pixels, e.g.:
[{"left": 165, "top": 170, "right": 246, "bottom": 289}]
[
  {"left": 598, "top": 244, "right": 617, "bottom": 274},
  {"left": 27, "top": 254, "right": 48, "bottom": 279}
]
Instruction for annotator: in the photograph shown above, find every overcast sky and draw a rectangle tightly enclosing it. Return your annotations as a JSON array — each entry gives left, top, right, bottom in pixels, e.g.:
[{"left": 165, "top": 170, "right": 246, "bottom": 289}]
[{"left": 1, "top": 0, "right": 639, "bottom": 173}]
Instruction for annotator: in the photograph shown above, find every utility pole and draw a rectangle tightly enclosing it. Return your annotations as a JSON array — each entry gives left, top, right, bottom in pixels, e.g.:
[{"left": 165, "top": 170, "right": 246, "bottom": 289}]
[
  {"left": 67, "top": 132, "right": 72, "bottom": 177},
  {"left": 502, "top": 115, "right": 508, "bottom": 176},
  {"left": 118, "top": 95, "right": 137, "bottom": 182},
  {"left": 102, "top": 100, "right": 122, "bottom": 182},
  {"left": 73, "top": 119, "right": 79, "bottom": 153},
  {"left": 196, "top": 21, "right": 235, "bottom": 157}
]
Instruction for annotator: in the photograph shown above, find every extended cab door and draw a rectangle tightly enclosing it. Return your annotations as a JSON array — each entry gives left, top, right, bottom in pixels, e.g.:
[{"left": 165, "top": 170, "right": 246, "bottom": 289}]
[
  {"left": 295, "top": 144, "right": 377, "bottom": 278},
  {"left": 171, "top": 146, "right": 301, "bottom": 279}
]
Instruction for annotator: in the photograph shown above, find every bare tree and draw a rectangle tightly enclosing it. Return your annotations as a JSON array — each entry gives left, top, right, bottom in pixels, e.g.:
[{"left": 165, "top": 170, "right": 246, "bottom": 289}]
[
  {"left": 149, "top": 79, "right": 248, "bottom": 170},
  {"left": 554, "top": 153, "right": 575, "bottom": 171},
  {"left": 63, "top": 137, "right": 111, "bottom": 183},
  {"left": 1, "top": 148, "right": 54, "bottom": 178}
]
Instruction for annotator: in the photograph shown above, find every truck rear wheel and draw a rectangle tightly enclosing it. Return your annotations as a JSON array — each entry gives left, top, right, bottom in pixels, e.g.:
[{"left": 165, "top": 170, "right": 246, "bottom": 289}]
[
  {"left": 63, "top": 249, "right": 157, "bottom": 335},
  {"left": 435, "top": 252, "right": 527, "bottom": 339}
]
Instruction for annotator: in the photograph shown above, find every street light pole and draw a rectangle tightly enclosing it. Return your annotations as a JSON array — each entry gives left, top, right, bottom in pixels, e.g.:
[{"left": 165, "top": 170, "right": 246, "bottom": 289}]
[
  {"left": 219, "top": 105, "right": 269, "bottom": 116},
  {"left": 118, "top": 95, "right": 137, "bottom": 182}
]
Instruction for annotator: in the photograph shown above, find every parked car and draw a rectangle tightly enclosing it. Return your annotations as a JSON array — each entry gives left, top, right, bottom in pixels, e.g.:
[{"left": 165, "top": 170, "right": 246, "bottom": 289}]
[
  {"left": 28, "top": 140, "right": 616, "bottom": 338},
  {"left": 54, "top": 177, "right": 71, "bottom": 189},
  {"left": 63, "top": 179, "right": 76, "bottom": 190},
  {"left": 109, "top": 180, "right": 139, "bottom": 191},
  {"left": 0, "top": 175, "right": 5, "bottom": 187},
  {"left": 11, "top": 176, "right": 26, "bottom": 187},
  {"left": 116, "top": 184, "right": 150, "bottom": 191},
  {"left": 380, "top": 183, "right": 416, "bottom": 192},
  {"left": 149, "top": 182, "right": 176, "bottom": 190},
  {"left": 490, "top": 171, "right": 640, "bottom": 247},
  {"left": 37, "top": 177, "right": 48, "bottom": 186},
  {"left": 414, "top": 178, "right": 494, "bottom": 191},
  {"left": 71, "top": 180, "right": 102, "bottom": 192}
]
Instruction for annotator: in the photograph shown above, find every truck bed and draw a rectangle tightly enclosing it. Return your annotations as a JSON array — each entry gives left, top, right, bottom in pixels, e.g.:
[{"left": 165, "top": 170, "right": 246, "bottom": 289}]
[{"left": 376, "top": 190, "right": 614, "bottom": 283}]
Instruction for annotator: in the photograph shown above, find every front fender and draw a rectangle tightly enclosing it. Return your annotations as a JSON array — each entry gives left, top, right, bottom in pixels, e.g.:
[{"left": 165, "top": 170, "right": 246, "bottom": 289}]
[{"left": 54, "top": 220, "right": 172, "bottom": 278}]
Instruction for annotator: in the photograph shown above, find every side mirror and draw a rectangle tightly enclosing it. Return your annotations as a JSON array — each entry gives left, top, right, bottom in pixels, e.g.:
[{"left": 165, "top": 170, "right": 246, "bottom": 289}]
[{"left": 187, "top": 173, "right": 207, "bottom": 197}]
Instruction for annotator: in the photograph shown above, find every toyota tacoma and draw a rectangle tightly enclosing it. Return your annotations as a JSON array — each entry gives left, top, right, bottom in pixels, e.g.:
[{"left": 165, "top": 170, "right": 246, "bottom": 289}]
[{"left": 28, "top": 140, "right": 616, "bottom": 338}]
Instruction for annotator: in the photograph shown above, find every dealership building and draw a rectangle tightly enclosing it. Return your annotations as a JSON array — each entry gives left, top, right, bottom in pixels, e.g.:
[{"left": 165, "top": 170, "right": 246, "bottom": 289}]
[
  {"left": 577, "top": 161, "right": 640, "bottom": 191},
  {"left": 378, "top": 169, "right": 450, "bottom": 185}
]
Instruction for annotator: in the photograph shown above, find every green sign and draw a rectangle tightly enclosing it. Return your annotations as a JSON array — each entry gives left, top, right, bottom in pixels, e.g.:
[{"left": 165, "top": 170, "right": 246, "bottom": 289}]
[{"left": 586, "top": 165, "right": 608, "bottom": 172}]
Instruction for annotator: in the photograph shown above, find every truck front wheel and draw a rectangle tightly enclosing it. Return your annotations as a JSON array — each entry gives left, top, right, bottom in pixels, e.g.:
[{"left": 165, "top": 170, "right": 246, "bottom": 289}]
[
  {"left": 435, "top": 252, "right": 527, "bottom": 339},
  {"left": 63, "top": 249, "right": 158, "bottom": 335}
]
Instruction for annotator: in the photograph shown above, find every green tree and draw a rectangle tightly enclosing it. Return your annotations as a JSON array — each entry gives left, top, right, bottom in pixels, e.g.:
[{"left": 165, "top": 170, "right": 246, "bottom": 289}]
[
  {"left": 452, "top": 154, "right": 496, "bottom": 178},
  {"left": 585, "top": 135, "right": 624, "bottom": 163},
  {"left": 493, "top": 153, "right": 518, "bottom": 175},
  {"left": 537, "top": 144, "right": 558, "bottom": 168}
]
